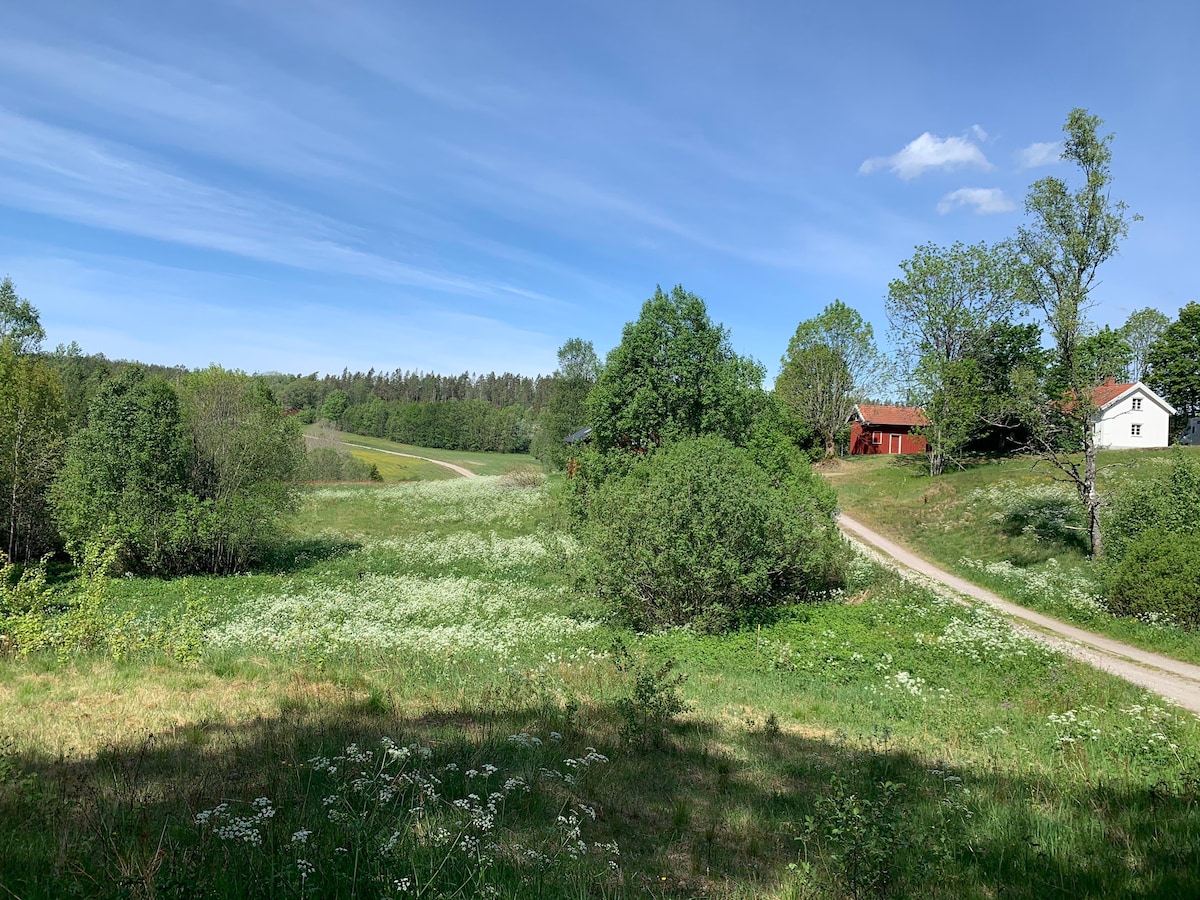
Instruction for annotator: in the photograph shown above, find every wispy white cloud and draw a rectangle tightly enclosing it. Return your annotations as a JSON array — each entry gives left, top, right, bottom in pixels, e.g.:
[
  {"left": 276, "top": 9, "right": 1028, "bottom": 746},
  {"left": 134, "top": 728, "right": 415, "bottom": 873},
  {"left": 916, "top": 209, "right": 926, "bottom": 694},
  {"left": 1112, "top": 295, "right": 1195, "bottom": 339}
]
[
  {"left": 936, "top": 187, "right": 1015, "bottom": 215},
  {"left": 0, "top": 108, "right": 561, "bottom": 305},
  {"left": 860, "top": 130, "right": 991, "bottom": 179},
  {"left": 971, "top": 124, "right": 988, "bottom": 142},
  {"left": 1016, "top": 141, "right": 1062, "bottom": 170}
]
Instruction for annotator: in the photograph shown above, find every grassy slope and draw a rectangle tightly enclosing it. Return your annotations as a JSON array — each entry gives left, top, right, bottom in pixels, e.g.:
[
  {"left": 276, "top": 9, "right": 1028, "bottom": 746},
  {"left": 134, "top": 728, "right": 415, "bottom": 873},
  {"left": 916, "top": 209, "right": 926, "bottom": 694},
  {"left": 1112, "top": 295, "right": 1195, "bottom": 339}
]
[
  {"left": 329, "top": 429, "right": 536, "bottom": 476},
  {"left": 340, "top": 443, "right": 458, "bottom": 482},
  {"left": 2, "top": 476, "right": 1200, "bottom": 897},
  {"left": 828, "top": 448, "right": 1200, "bottom": 663}
]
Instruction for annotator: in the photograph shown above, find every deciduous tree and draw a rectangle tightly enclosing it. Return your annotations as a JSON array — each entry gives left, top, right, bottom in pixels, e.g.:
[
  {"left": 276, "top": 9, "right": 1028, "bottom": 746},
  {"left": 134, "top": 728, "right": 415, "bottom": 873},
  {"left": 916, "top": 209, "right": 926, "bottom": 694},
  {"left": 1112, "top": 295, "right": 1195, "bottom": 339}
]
[
  {"left": 1146, "top": 301, "right": 1200, "bottom": 421},
  {"left": 586, "top": 285, "right": 764, "bottom": 452},
  {"left": 775, "top": 300, "right": 887, "bottom": 459},
  {"left": 886, "top": 241, "right": 1023, "bottom": 474},
  {"left": 1013, "top": 109, "right": 1140, "bottom": 556},
  {"left": 1122, "top": 307, "right": 1170, "bottom": 382},
  {"left": 0, "top": 277, "right": 45, "bottom": 354}
]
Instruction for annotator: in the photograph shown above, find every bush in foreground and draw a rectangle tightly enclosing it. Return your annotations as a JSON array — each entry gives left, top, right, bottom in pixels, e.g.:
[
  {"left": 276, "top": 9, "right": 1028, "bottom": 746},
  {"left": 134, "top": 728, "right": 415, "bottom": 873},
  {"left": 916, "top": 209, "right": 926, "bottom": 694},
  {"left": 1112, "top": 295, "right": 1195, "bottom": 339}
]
[{"left": 578, "top": 435, "right": 841, "bottom": 631}]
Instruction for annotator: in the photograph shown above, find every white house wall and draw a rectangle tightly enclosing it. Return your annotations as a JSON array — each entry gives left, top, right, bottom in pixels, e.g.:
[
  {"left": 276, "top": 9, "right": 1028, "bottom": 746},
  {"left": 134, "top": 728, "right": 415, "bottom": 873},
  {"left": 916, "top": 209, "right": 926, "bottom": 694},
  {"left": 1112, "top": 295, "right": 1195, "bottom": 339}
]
[{"left": 1093, "top": 387, "right": 1171, "bottom": 449}]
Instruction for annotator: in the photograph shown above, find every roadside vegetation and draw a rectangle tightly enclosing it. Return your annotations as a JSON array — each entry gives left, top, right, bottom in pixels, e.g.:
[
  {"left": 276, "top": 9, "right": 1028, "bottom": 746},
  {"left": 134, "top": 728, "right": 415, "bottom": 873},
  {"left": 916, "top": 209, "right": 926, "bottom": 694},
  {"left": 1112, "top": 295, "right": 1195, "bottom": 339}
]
[{"left": 830, "top": 448, "right": 1200, "bottom": 663}]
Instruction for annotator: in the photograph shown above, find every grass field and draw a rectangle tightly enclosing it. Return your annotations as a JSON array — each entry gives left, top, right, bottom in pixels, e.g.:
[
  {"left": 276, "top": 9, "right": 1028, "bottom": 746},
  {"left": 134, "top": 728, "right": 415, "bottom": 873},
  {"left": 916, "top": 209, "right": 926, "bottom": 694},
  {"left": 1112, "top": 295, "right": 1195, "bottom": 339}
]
[
  {"left": 340, "top": 444, "right": 459, "bottom": 482},
  {"left": 827, "top": 447, "right": 1200, "bottom": 664},
  {"left": 3, "top": 474, "right": 1200, "bottom": 898},
  {"left": 327, "top": 429, "right": 537, "bottom": 476}
]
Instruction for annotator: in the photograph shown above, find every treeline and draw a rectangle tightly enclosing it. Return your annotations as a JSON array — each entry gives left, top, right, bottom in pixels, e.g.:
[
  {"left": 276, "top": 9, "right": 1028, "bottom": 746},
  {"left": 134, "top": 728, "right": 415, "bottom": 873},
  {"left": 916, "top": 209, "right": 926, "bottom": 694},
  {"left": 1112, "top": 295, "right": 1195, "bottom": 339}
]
[
  {"left": 339, "top": 398, "right": 533, "bottom": 454},
  {"left": 268, "top": 369, "right": 552, "bottom": 417}
]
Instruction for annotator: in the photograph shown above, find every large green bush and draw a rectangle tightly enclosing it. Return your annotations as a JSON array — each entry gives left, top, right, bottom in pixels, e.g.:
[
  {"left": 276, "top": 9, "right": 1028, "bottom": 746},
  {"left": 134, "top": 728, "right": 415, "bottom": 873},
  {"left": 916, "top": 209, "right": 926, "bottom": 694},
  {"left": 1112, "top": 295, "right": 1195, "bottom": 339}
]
[
  {"left": 1106, "top": 530, "right": 1200, "bottom": 628},
  {"left": 1103, "top": 451, "right": 1200, "bottom": 566},
  {"left": 578, "top": 435, "right": 841, "bottom": 631}
]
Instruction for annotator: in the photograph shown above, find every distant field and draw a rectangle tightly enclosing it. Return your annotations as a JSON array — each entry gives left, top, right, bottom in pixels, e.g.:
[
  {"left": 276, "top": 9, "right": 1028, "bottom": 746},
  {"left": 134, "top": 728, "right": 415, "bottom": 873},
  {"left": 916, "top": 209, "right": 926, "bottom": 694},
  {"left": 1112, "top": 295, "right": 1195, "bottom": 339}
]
[
  {"left": 328, "top": 429, "right": 537, "bottom": 476},
  {"left": 339, "top": 444, "right": 457, "bottom": 482},
  {"left": 828, "top": 446, "right": 1200, "bottom": 662}
]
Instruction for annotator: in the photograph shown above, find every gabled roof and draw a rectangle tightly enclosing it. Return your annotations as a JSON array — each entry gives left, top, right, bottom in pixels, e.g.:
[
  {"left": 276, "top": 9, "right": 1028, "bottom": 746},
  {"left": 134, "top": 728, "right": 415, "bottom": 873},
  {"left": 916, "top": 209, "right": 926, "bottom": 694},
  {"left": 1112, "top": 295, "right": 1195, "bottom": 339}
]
[
  {"left": 1092, "top": 380, "right": 1177, "bottom": 416},
  {"left": 853, "top": 404, "right": 930, "bottom": 427}
]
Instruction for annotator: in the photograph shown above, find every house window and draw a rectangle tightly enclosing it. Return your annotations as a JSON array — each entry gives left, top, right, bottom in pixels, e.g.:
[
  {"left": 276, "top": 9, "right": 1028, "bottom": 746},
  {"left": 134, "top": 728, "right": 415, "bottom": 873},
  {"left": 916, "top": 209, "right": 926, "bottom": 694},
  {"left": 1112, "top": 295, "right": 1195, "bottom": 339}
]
[
  {"left": 1131, "top": 423, "right": 1142, "bottom": 437},
  {"left": 871, "top": 432, "right": 882, "bottom": 445},
  {"left": 1131, "top": 397, "right": 1142, "bottom": 411}
]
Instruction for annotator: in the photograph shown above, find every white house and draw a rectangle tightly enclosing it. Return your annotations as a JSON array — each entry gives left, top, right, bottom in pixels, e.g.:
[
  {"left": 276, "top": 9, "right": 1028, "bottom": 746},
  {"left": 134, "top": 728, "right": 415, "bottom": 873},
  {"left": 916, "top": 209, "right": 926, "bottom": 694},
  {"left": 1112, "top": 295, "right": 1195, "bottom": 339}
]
[{"left": 1091, "top": 380, "right": 1176, "bottom": 449}]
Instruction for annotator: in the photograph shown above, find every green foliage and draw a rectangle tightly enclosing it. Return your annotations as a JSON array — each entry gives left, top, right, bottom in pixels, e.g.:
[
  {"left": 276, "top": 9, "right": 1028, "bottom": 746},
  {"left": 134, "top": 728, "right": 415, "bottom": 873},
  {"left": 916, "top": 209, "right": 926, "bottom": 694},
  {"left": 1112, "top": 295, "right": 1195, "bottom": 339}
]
[
  {"left": 1077, "top": 325, "right": 1133, "bottom": 385},
  {"left": 0, "top": 341, "right": 68, "bottom": 560},
  {"left": 319, "top": 388, "right": 349, "bottom": 423},
  {"left": 1106, "top": 530, "right": 1200, "bottom": 629},
  {"left": 531, "top": 338, "right": 600, "bottom": 470},
  {"left": 886, "top": 241, "right": 1023, "bottom": 474},
  {"left": 303, "top": 446, "right": 379, "bottom": 482},
  {"left": 1122, "top": 307, "right": 1171, "bottom": 382},
  {"left": 587, "top": 285, "right": 764, "bottom": 452},
  {"left": 53, "top": 366, "right": 304, "bottom": 576},
  {"left": 1103, "top": 451, "right": 1200, "bottom": 567},
  {"left": 342, "top": 398, "right": 533, "bottom": 453},
  {"left": 0, "top": 276, "right": 45, "bottom": 354},
  {"left": 1147, "top": 300, "right": 1200, "bottom": 420},
  {"left": 1017, "top": 108, "right": 1140, "bottom": 387},
  {"left": 800, "top": 773, "right": 908, "bottom": 900},
  {"left": 52, "top": 366, "right": 193, "bottom": 574},
  {"left": 578, "top": 436, "right": 841, "bottom": 631},
  {"left": 612, "top": 640, "right": 690, "bottom": 748},
  {"left": 776, "top": 300, "right": 887, "bottom": 458}
]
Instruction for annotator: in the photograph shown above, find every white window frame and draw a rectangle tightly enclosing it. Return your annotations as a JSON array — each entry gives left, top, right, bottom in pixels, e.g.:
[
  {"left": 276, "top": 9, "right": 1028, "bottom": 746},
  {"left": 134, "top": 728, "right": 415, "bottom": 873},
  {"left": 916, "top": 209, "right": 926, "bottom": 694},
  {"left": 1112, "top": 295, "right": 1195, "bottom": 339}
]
[
  {"left": 1131, "top": 397, "right": 1142, "bottom": 411},
  {"left": 871, "top": 431, "right": 882, "bottom": 445},
  {"left": 1131, "top": 423, "right": 1142, "bottom": 437}
]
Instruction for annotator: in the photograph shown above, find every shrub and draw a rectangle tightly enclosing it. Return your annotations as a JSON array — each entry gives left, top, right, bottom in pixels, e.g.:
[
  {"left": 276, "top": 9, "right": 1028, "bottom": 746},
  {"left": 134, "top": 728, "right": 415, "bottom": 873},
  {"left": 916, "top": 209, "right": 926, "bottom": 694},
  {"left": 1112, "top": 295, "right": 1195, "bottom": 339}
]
[
  {"left": 1103, "top": 451, "right": 1200, "bottom": 566},
  {"left": 578, "top": 435, "right": 841, "bottom": 631},
  {"left": 1106, "top": 529, "right": 1200, "bottom": 629}
]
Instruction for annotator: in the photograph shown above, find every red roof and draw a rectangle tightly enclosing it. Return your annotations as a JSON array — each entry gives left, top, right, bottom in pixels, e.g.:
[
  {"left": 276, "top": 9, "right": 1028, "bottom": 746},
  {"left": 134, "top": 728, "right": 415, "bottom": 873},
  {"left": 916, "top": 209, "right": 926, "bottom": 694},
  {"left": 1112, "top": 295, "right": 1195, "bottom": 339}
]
[
  {"left": 854, "top": 404, "right": 930, "bottom": 427},
  {"left": 1091, "top": 381, "right": 1135, "bottom": 408}
]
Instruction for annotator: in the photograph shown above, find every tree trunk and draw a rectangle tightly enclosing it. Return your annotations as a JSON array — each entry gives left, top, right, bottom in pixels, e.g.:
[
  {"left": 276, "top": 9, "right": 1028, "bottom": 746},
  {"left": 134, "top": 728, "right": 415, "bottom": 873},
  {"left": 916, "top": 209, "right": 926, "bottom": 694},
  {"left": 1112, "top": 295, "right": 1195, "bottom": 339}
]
[
  {"left": 824, "top": 433, "right": 837, "bottom": 459},
  {"left": 1084, "top": 440, "right": 1102, "bottom": 556}
]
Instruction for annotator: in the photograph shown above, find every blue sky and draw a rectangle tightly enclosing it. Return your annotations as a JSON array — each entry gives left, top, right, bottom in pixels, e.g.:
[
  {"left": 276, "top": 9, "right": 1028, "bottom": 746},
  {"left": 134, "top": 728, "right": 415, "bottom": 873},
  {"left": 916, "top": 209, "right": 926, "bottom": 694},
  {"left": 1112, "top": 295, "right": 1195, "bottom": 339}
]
[{"left": 1, "top": 1, "right": 1196, "bottom": 379}]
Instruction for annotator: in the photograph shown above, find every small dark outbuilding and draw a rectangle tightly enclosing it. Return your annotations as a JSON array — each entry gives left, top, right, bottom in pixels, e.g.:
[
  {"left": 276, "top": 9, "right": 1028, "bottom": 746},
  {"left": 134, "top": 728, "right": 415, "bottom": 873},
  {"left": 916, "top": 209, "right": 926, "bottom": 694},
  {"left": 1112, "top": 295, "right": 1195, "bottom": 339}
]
[{"left": 564, "top": 426, "right": 593, "bottom": 445}]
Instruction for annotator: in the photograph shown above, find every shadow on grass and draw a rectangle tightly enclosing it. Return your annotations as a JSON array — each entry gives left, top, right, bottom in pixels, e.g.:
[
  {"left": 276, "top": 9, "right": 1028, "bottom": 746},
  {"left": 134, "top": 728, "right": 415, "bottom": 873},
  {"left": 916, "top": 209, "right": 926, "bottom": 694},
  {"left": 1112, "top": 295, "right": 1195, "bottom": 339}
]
[
  {"left": 2, "top": 695, "right": 1198, "bottom": 899},
  {"left": 257, "top": 535, "right": 363, "bottom": 575}
]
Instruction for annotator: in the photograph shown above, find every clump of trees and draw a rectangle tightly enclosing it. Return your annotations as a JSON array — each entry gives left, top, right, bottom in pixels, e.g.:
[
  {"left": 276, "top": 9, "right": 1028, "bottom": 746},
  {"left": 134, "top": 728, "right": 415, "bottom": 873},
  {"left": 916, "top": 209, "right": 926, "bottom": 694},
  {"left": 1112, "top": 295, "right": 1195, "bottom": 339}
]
[
  {"left": 54, "top": 365, "right": 305, "bottom": 575},
  {"left": 1, "top": 280, "right": 308, "bottom": 577},
  {"left": 570, "top": 285, "right": 842, "bottom": 632}
]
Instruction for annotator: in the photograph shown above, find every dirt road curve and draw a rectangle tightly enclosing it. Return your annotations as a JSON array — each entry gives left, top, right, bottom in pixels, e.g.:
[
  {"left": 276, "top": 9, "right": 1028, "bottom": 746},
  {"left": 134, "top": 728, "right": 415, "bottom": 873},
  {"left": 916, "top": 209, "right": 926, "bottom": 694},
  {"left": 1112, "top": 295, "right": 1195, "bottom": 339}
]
[
  {"left": 838, "top": 514, "right": 1200, "bottom": 716},
  {"left": 328, "top": 438, "right": 479, "bottom": 479}
]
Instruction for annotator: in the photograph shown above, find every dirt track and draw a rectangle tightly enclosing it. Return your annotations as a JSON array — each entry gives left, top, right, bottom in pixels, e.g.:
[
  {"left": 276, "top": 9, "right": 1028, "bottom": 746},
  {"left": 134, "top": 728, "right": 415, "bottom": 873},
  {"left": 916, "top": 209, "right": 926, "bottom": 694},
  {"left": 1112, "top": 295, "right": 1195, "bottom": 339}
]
[
  {"left": 838, "top": 513, "right": 1200, "bottom": 716},
  {"left": 331, "top": 439, "right": 479, "bottom": 478}
]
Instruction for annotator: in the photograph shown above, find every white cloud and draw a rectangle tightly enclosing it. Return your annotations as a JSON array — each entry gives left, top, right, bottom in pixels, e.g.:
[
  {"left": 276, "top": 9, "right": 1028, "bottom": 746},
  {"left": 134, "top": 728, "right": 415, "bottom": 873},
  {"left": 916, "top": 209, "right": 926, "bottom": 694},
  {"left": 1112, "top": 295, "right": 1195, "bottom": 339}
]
[
  {"left": 971, "top": 124, "right": 988, "bottom": 142},
  {"left": 1016, "top": 141, "right": 1062, "bottom": 170},
  {"left": 860, "top": 131, "right": 991, "bottom": 179},
  {"left": 936, "top": 187, "right": 1016, "bottom": 215}
]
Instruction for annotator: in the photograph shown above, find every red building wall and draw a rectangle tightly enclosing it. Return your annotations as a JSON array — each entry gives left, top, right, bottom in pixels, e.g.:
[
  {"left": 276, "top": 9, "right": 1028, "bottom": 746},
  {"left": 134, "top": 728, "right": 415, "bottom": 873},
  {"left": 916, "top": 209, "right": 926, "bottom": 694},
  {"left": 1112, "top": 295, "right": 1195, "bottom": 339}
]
[{"left": 849, "top": 422, "right": 928, "bottom": 455}]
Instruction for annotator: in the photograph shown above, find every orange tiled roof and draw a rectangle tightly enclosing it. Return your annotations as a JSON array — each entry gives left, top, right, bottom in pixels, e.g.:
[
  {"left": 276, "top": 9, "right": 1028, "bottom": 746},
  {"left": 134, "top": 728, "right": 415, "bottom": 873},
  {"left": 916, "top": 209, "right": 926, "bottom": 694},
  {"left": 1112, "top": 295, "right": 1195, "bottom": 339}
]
[
  {"left": 855, "top": 404, "right": 930, "bottom": 427},
  {"left": 1091, "top": 381, "right": 1135, "bottom": 408}
]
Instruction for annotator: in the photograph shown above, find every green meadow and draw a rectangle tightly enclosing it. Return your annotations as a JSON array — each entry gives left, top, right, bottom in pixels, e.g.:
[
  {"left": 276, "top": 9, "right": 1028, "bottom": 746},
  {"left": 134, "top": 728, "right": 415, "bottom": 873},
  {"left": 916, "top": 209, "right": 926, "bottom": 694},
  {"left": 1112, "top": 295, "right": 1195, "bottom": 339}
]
[{"left": 2, "top": 472, "right": 1200, "bottom": 898}]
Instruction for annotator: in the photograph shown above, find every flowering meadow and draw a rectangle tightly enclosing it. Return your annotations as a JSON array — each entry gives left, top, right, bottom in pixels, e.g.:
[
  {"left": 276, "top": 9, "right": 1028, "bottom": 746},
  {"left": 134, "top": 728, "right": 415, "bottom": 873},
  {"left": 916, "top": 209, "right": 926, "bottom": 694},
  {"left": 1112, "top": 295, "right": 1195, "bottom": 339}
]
[{"left": 3, "top": 472, "right": 1200, "bottom": 897}]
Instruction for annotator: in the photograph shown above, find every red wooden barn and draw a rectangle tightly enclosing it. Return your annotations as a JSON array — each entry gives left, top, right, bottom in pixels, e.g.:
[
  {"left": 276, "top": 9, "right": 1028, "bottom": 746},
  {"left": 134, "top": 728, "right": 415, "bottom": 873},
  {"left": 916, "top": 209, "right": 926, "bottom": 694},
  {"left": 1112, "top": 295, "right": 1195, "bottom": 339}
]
[{"left": 849, "top": 404, "right": 929, "bottom": 455}]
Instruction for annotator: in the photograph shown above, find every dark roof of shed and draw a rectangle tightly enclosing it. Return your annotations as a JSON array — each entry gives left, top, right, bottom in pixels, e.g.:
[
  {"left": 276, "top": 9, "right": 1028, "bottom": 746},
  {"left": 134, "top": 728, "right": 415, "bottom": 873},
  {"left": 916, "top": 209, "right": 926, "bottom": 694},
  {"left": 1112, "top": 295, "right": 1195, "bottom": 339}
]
[{"left": 564, "top": 426, "right": 593, "bottom": 444}]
